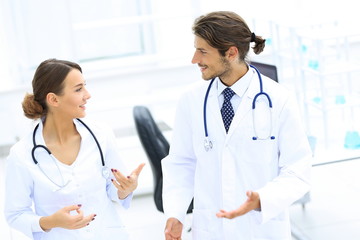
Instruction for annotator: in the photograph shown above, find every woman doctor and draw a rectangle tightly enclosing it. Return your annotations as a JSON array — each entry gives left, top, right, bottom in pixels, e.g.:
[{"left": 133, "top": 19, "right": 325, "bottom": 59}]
[
  {"left": 4, "top": 59, "right": 144, "bottom": 240},
  {"left": 162, "top": 11, "right": 312, "bottom": 240}
]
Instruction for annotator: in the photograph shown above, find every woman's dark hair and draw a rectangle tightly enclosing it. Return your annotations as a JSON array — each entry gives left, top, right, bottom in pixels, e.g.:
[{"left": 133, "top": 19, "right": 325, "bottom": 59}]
[
  {"left": 22, "top": 58, "right": 82, "bottom": 119},
  {"left": 192, "top": 11, "right": 266, "bottom": 61}
]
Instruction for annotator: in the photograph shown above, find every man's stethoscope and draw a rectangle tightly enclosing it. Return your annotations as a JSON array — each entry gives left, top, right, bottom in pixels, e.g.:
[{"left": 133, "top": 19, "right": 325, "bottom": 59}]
[
  {"left": 203, "top": 64, "right": 275, "bottom": 151},
  {"left": 31, "top": 118, "right": 110, "bottom": 189}
]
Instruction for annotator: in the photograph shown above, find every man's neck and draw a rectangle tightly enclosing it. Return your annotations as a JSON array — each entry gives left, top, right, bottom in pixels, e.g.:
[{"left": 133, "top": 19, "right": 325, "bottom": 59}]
[{"left": 220, "top": 62, "right": 248, "bottom": 87}]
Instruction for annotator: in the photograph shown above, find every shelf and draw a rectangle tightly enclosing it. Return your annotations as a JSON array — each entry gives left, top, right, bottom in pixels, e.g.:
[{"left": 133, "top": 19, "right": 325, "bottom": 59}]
[
  {"left": 306, "top": 96, "right": 360, "bottom": 112},
  {"left": 301, "top": 61, "right": 360, "bottom": 76}
]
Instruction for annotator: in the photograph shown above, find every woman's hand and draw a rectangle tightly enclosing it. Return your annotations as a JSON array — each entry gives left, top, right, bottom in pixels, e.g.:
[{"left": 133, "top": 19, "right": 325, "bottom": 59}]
[
  {"left": 111, "top": 163, "right": 145, "bottom": 199},
  {"left": 40, "top": 204, "right": 96, "bottom": 231},
  {"left": 216, "top": 191, "right": 260, "bottom": 219}
]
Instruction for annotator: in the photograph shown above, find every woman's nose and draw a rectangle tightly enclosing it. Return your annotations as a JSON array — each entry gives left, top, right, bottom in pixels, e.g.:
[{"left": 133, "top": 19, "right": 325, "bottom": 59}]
[{"left": 85, "top": 88, "right": 91, "bottom": 100}]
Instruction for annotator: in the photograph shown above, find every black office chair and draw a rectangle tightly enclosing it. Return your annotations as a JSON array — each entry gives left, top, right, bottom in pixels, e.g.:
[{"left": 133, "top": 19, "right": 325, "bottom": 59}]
[
  {"left": 133, "top": 105, "right": 194, "bottom": 213},
  {"left": 250, "top": 61, "right": 279, "bottom": 82}
]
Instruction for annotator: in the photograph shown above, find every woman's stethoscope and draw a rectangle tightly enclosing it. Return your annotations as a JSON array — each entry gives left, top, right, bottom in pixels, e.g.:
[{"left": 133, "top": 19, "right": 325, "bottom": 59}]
[
  {"left": 203, "top": 64, "right": 275, "bottom": 151},
  {"left": 31, "top": 118, "right": 110, "bottom": 189}
]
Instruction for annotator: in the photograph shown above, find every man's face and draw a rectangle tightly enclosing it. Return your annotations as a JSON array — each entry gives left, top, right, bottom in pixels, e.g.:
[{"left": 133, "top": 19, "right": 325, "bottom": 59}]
[{"left": 191, "top": 35, "right": 231, "bottom": 81}]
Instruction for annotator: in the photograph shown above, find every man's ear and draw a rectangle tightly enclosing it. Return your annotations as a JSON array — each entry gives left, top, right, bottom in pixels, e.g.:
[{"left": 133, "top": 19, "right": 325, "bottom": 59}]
[
  {"left": 46, "top": 93, "right": 59, "bottom": 107},
  {"left": 226, "top": 46, "right": 239, "bottom": 62}
]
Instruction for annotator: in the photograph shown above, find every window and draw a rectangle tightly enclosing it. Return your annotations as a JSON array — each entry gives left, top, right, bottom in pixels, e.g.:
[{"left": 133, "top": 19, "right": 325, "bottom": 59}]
[
  {"left": 69, "top": 0, "right": 153, "bottom": 62},
  {"left": 0, "top": 0, "right": 196, "bottom": 87}
]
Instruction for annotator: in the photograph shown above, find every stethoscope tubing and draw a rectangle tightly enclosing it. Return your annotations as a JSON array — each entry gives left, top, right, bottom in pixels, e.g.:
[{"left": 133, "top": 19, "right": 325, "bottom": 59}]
[
  {"left": 251, "top": 64, "right": 273, "bottom": 109},
  {"left": 32, "top": 118, "right": 104, "bottom": 166},
  {"left": 203, "top": 77, "right": 216, "bottom": 138},
  {"left": 203, "top": 64, "right": 274, "bottom": 150},
  {"left": 31, "top": 118, "right": 109, "bottom": 187},
  {"left": 76, "top": 118, "right": 105, "bottom": 166}
]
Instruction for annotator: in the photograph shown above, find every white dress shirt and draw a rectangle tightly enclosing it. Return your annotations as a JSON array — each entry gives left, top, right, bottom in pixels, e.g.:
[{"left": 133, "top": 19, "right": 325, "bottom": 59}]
[
  {"left": 216, "top": 67, "right": 252, "bottom": 112},
  {"left": 4, "top": 119, "right": 132, "bottom": 240}
]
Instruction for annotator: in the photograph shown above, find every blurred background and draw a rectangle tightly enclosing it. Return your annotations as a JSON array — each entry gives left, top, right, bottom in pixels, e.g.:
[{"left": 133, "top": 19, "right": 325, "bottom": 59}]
[{"left": 1, "top": 0, "right": 359, "bottom": 239}]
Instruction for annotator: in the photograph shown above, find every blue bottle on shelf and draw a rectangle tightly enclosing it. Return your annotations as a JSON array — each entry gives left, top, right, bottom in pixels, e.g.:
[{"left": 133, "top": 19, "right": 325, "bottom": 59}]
[{"left": 344, "top": 131, "right": 360, "bottom": 149}]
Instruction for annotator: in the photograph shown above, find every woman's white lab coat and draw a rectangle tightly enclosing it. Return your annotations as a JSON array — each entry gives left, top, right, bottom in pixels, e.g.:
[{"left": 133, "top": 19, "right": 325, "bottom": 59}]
[
  {"left": 162, "top": 68, "right": 312, "bottom": 240},
  {"left": 4, "top": 119, "right": 131, "bottom": 240}
]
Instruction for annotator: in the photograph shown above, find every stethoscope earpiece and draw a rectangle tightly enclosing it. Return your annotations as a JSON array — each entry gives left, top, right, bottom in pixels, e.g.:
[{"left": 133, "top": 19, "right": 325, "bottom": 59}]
[{"left": 253, "top": 136, "right": 275, "bottom": 141}]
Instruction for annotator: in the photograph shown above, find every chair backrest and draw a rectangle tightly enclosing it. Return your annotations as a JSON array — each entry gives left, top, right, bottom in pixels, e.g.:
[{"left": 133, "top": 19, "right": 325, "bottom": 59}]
[
  {"left": 133, "top": 105, "right": 168, "bottom": 212},
  {"left": 133, "top": 105, "right": 193, "bottom": 214},
  {"left": 250, "top": 61, "right": 279, "bottom": 82}
]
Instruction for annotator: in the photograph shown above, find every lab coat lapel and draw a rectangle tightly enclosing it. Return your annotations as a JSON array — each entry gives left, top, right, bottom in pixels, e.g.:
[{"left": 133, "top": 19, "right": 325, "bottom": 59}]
[{"left": 206, "top": 81, "right": 227, "bottom": 135}]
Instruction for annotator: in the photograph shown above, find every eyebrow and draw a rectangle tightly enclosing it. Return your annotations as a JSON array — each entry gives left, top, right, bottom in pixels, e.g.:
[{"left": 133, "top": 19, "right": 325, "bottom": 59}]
[
  {"left": 196, "top": 47, "right": 207, "bottom": 51},
  {"left": 73, "top": 82, "right": 86, "bottom": 88}
]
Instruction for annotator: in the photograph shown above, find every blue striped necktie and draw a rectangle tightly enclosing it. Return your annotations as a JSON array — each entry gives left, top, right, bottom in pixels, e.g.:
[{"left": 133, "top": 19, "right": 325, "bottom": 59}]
[{"left": 221, "top": 88, "right": 235, "bottom": 133}]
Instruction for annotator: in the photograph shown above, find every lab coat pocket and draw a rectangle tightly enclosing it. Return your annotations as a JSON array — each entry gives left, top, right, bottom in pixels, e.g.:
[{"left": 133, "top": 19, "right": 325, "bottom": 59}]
[
  {"left": 237, "top": 114, "right": 278, "bottom": 165},
  {"left": 99, "top": 226, "right": 129, "bottom": 239},
  {"left": 252, "top": 219, "right": 290, "bottom": 239},
  {"left": 192, "top": 209, "right": 220, "bottom": 240},
  {"left": 192, "top": 228, "right": 212, "bottom": 240}
]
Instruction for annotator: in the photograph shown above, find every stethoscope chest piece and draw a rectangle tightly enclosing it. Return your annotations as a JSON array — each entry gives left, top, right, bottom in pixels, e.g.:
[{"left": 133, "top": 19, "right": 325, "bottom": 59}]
[
  {"left": 204, "top": 137, "right": 213, "bottom": 151},
  {"left": 102, "top": 166, "right": 110, "bottom": 179}
]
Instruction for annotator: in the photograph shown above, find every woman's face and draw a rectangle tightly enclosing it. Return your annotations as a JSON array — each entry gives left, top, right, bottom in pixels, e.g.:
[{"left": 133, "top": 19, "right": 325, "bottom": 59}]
[{"left": 55, "top": 69, "right": 91, "bottom": 119}]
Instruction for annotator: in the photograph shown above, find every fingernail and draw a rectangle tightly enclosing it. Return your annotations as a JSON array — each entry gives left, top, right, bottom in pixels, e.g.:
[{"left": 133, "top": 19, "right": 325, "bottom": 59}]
[
  {"left": 114, "top": 169, "right": 118, "bottom": 172},
  {"left": 78, "top": 204, "right": 82, "bottom": 207},
  {"left": 94, "top": 214, "right": 97, "bottom": 217},
  {"left": 92, "top": 218, "right": 95, "bottom": 221},
  {"left": 111, "top": 179, "right": 114, "bottom": 182},
  {"left": 127, "top": 176, "right": 130, "bottom": 179},
  {"left": 111, "top": 169, "right": 114, "bottom": 172},
  {"left": 87, "top": 223, "right": 90, "bottom": 226}
]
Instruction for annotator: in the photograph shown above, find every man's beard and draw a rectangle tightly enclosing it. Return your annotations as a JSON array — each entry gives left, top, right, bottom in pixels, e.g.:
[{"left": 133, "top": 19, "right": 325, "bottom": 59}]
[{"left": 202, "top": 56, "right": 232, "bottom": 81}]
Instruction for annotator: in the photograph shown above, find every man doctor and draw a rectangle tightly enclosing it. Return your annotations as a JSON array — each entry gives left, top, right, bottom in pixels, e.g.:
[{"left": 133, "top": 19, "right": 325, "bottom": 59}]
[{"left": 162, "top": 11, "right": 311, "bottom": 240}]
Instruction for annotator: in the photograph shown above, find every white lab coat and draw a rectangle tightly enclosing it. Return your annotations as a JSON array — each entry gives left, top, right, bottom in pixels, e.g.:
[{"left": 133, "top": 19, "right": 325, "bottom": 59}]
[
  {"left": 162, "top": 68, "right": 312, "bottom": 240},
  {"left": 4, "top": 119, "right": 131, "bottom": 240}
]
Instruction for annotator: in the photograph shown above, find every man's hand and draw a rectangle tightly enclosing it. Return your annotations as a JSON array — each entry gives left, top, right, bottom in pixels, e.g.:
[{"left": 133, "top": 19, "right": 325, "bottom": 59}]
[
  {"left": 216, "top": 191, "right": 260, "bottom": 219},
  {"left": 165, "top": 217, "right": 183, "bottom": 240}
]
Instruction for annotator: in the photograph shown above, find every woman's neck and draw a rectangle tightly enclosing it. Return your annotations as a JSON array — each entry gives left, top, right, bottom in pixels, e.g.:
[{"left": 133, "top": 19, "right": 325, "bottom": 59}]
[{"left": 42, "top": 115, "right": 77, "bottom": 145}]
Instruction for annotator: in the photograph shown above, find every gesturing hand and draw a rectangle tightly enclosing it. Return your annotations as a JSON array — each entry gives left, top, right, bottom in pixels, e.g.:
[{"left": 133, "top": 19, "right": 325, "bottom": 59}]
[
  {"left": 216, "top": 191, "right": 260, "bottom": 219},
  {"left": 111, "top": 163, "right": 145, "bottom": 199},
  {"left": 40, "top": 204, "right": 96, "bottom": 231}
]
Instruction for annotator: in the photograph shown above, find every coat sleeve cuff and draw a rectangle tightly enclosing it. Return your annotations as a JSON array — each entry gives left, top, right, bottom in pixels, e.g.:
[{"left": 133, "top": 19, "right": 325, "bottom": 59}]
[
  {"left": 164, "top": 211, "right": 186, "bottom": 225},
  {"left": 31, "top": 215, "right": 47, "bottom": 233},
  {"left": 113, "top": 191, "right": 133, "bottom": 209}
]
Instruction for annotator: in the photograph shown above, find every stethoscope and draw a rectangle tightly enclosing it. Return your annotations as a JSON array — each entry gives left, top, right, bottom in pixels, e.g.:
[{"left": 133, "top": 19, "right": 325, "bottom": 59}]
[
  {"left": 203, "top": 64, "right": 275, "bottom": 151},
  {"left": 31, "top": 118, "right": 110, "bottom": 189}
]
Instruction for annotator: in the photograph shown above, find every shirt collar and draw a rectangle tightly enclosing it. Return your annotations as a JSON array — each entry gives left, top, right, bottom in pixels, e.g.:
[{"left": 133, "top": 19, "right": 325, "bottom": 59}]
[{"left": 216, "top": 66, "right": 253, "bottom": 98}]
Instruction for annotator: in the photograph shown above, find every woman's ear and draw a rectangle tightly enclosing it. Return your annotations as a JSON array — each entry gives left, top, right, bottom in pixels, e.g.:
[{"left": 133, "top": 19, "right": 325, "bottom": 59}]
[{"left": 46, "top": 93, "right": 59, "bottom": 107}]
